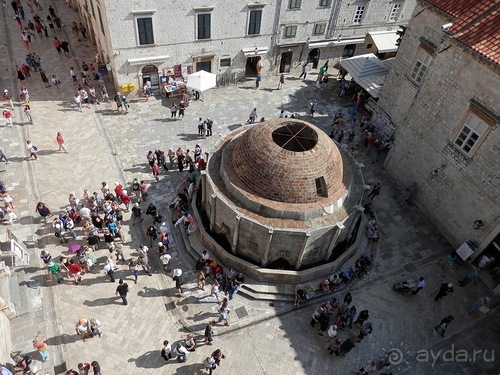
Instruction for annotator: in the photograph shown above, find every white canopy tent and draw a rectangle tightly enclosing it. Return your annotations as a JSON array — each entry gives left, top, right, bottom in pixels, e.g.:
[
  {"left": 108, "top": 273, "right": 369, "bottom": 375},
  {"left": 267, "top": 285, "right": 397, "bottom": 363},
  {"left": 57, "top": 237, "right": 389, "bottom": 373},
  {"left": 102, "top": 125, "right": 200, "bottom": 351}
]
[
  {"left": 339, "top": 53, "right": 394, "bottom": 98},
  {"left": 186, "top": 70, "right": 217, "bottom": 92}
]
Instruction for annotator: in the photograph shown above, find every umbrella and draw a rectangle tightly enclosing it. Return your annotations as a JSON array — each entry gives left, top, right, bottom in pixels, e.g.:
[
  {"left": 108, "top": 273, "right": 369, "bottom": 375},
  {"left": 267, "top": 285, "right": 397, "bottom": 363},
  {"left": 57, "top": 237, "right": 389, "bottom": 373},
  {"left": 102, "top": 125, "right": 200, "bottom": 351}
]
[
  {"left": 186, "top": 70, "right": 216, "bottom": 93},
  {"left": 68, "top": 245, "right": 82, "bottom": 253}
]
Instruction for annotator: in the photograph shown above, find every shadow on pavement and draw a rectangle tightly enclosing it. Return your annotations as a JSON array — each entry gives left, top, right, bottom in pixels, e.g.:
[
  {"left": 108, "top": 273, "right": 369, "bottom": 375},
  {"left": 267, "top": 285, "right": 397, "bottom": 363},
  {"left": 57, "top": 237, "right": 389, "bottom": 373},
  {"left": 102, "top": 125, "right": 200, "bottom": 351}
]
[
  {"left": 137, "top": 286, "right": 168, "bottom": 298},
  {"left": 129, "top": 350, "right": 165, "bottom": 369},
  {"left": 176, "top": 133, "right": 201, "bottom": 142},
  {"left": 186, "top": 311, "right": 213, "bottom": 322},
  {"left": 46, "top": 333, "right": 81, "bottom": 346},
  {"left": 82, "top": 296, "right": 122, "bottom": 307}
]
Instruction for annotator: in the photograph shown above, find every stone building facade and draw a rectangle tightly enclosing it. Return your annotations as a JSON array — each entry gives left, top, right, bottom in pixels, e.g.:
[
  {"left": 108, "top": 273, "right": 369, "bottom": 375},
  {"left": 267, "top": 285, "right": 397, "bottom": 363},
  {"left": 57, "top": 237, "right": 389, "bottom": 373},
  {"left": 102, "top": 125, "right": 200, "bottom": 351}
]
[
  {"left": 70, "top": 0, "right": 415, "bottom": 90},
  {"left": 373, "top": 0, "right": 499, "bottom": 259}
]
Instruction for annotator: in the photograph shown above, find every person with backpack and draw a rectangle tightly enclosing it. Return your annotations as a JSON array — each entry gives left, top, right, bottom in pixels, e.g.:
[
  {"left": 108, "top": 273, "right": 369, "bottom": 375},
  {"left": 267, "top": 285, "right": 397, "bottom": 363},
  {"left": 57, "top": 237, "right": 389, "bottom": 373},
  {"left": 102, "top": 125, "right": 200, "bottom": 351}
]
[
  {"left": 13, "top": 355, "right": 34, "bottom": 374},
  {"left": 172, "top": 344, "right": 189, "bottom": 362},
  {"left": 131, "top": 203, "right": 143, "bottom": 224},
  {"left": 26, "top": 140, "right": 38, "bottom": 160},
  {"left": 53, "top": 217, "right": 68, "bottom": 243}
]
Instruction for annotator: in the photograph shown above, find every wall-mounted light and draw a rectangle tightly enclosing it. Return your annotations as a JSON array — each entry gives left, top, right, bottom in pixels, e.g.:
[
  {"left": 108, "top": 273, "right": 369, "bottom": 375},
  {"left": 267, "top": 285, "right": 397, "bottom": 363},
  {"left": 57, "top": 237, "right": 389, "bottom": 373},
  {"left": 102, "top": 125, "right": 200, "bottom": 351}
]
[
  {"left": 254, "top": 47, "right": 259, "bottom": 55},
  {"left": 473, "top": 220, "right": 484, "bottom": 229}
]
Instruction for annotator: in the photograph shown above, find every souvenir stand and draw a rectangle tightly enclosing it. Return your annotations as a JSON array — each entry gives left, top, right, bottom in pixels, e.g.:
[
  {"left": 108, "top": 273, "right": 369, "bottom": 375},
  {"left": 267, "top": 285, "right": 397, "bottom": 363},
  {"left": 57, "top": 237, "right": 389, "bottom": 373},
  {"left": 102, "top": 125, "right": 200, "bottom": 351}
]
[{"left": 160, "top": 65, "right": 187, "bottom": 98}]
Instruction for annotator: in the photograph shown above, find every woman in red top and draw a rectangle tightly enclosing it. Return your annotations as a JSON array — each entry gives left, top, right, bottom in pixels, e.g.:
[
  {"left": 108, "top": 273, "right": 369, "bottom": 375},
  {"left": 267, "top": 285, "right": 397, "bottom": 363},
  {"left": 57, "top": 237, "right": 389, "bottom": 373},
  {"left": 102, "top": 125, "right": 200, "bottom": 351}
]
[
  {"left": 56, "top": 132, "right": 67, "bottom": 153},
  {"left": 120, "top": 191, "right": 131, "bottom": 211},
  {"left": 68, "top": 259, "right": 82, "bottom": 285}
]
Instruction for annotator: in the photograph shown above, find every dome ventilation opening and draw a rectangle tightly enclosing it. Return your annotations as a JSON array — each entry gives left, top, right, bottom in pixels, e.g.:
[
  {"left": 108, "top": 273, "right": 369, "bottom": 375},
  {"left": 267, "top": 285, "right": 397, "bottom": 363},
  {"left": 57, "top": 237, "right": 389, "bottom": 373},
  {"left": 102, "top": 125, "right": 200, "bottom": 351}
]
[
  {"left": 272, "top": 123, "right": 318, "bottom": 152},
  {"left": 315, "top": 177, "right": 328, "bottom": 197}
]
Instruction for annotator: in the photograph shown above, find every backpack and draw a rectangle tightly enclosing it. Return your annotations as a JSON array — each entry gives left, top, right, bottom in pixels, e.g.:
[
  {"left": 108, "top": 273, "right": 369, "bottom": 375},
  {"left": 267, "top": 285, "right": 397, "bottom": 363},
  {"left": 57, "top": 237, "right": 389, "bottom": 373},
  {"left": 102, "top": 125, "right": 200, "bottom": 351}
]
[{"left": 132, "top": 181, "right": 140, "bottom": 191}]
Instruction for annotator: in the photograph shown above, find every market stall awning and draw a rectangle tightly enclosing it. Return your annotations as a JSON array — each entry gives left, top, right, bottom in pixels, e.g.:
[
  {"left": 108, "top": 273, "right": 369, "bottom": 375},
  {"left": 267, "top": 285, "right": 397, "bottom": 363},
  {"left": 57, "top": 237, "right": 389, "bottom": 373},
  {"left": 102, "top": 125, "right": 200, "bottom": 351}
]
[
  {"left": 186, "top": 70, "right": 216, "bottom": 92},
  {"left": 367, "top": 31, "right": 399, "bottom": 53},
  {"left": 127, "top": 56, "right": 170, "bottom": 65},
  {"left": 339, "top": 53, "right": 394, "bottom": 98},
  {"left": 242, "top": 47, "right": 269, "bottom": 57},
  {"left": 308, "top": 38, "right": 365, "bottom": 48}
]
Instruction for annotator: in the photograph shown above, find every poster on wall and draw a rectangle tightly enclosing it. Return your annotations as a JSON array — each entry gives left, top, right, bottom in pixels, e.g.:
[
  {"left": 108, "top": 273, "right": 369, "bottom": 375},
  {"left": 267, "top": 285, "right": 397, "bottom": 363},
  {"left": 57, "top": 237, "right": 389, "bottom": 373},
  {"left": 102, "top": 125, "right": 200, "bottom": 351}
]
[
  {"left": 181, "top": 66, "right": 188, "bottom": 78},
  {"left": 372, "top": 107, "right": 396, "bottom": 141}
]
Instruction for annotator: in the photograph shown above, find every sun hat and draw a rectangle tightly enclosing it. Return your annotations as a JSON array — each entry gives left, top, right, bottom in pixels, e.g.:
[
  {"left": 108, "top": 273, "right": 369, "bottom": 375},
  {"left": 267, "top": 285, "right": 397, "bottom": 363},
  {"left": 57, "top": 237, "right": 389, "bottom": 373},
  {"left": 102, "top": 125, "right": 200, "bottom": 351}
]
[{"left": 173, "top": 269, "right": 182, "bottom": 277}]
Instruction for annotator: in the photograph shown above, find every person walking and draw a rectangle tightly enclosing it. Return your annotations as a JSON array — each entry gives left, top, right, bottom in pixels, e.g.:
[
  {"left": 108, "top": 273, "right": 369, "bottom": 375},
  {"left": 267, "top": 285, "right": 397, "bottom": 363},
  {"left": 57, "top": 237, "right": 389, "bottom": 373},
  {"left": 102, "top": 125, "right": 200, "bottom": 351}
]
[
  {"left": 47, "top": 260, "right": 67, "bottom": 283},
  {"left": 229, "top": 272, "right": 245, "bottom": 300},
  {"left": 3, "top": 90, "right": 14, "bottom": 109},
  {"left": 458, "top": 266, "right": 479, "bottom": 287},
  {"left": 52, "top": 74, "right": 62, "bottom": 93},
  {"left": 122, "top": 96, "right": 129, "bottom": 114},
  {"left": 434, "top": 315, "right": 454, "bottom": 337},
  {"left": 172, "top": 268, "right": 183, "bottom": 297},
  {"left": 0, "top": 146, "right": 10, "bottom": 164},
  {"left": 2, "top": 110, "right": 13, "bottom": 128},
  {"left": 103, "top": 260, "right": 115, "bottom": 282},
  {"left": 277, "top": 73, "right": 285, "bottom": 89},
  {"left": 299, "top": 64, "right": 308, "bottom": 79},
  {"left": 310, "top": 100, "right": 318, "bottom": 116},
  {"left": 56, "top": 132, "right": 68, "bottom": 153},
  {"left": 248, "top": 108, "right": 257, "bottom": 124},
  {"left": 24, "top": 104, "right": 33, "bottom": 123},
  {"left": 411, "top": 276, "right": 426, "bottom": 295},
  {"left": 171, "top": 103, "right": 178, "bottom": 119},
  {"left": 70, "top": 67, "right": 78, "bottom": 85},
  {"left": 367, "top": 183, "right": 381, "bottom": 200},
  {"left": 53, "top": 37, "right": 62, "bottom": 54},
  {"left": 161, "top": 340, "right": 172, "bottom": 362},
  {"left": 434, "top": 282, "right": 454, "bottom": 301},
  {"left": 32, "top": 334, "right": 49, "bottom": 362},
  {"left": 115, "top": 278, "right": 129, "bottom": 305},
  {"left": 204, "top": 324, "right": 214, "bottom": 345},
  {"left": 114, "top": 92, "right": 123, "bottom": 111},
  {"left": 39, "top": 70, "right": 51, "bottom": 88},
  {"left": 61, "top": 40, "right": 71, "bottom": 58},
  {"left": 74, "top": 93, "right": 83, "bottom": 112},
  {"left": 178, "top": 101, "right": 186, "bottom": 120},
  {"left": 26, "top": 140, "right": 38, "bottom": 160},
  {"left": 75, "top": 319, "right": 89, "bottom": 341}
]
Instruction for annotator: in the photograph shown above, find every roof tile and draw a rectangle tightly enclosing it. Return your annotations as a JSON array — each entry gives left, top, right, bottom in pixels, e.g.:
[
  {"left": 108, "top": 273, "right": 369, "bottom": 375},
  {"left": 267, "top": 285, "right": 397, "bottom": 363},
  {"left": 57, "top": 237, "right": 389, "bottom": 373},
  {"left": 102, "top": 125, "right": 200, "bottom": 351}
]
[{"left": 425, "top": 0, "right": 500, "bottom": 64}]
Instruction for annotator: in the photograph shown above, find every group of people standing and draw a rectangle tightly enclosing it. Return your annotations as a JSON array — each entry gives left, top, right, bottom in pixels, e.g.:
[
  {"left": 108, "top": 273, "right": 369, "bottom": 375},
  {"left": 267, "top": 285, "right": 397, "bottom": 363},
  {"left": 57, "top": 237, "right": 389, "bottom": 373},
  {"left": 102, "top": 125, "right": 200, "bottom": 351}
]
[{"left": 310, "top": 292, "right": 373, "bottom": 359}]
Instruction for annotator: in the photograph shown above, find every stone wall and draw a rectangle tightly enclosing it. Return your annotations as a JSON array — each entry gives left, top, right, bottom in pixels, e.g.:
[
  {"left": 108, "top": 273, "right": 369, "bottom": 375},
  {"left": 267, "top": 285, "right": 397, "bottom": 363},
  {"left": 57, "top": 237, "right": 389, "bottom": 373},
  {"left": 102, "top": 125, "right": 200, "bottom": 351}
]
[{"left": 376, "top": 2, "right": 500, "bottom": 248}]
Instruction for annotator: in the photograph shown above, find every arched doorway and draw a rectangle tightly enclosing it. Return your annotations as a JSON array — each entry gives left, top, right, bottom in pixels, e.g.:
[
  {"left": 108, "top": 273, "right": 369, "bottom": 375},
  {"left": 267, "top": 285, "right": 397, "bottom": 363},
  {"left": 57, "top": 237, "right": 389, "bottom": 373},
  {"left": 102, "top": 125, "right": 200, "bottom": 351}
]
[
  {"left": 245, "top": 56, "right": 261, "bottom": 77},
  {"left": 307, "top": 48, "right": 320, "bottom": 69},
  {"left": 141, "top": 64, "right": 160, "bottom": 89}
]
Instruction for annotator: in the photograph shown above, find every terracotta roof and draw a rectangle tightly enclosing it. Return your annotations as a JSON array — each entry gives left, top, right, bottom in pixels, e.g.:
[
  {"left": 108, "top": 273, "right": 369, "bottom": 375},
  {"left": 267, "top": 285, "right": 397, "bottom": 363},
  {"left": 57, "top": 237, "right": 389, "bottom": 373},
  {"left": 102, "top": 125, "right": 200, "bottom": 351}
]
[{"left": 425, "top": 0, "right": 500, "bottom": 64}]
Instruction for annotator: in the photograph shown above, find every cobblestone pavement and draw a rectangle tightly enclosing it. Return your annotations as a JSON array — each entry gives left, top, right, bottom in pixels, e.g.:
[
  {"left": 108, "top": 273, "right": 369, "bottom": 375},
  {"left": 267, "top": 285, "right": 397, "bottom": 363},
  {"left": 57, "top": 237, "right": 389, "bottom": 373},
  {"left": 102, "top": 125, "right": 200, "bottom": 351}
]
[{"left": 1, "top": 2, "right": 499, "bottom": 375}]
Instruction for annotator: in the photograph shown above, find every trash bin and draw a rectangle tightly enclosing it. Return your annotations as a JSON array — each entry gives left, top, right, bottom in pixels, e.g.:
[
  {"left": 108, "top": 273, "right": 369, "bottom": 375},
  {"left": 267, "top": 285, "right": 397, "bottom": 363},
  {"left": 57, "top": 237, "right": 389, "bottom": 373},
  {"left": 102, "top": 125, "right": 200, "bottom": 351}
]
[
  {"left": 127, "top": 83, "right": 136, "bottom": 92},
  {"left": 120, "top": 84, "right": 129, "bottom": 93}
]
